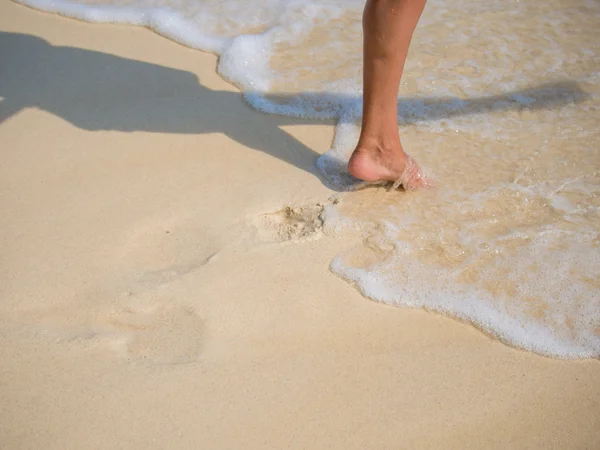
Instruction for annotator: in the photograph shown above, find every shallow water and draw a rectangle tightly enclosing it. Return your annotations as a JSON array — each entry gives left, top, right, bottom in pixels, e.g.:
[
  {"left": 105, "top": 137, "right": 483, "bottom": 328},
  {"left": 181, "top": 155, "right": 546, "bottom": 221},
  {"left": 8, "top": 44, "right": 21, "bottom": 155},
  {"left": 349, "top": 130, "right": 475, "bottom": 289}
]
[{"left": 14, "top": 0, "right": 600, "bottom": 357}]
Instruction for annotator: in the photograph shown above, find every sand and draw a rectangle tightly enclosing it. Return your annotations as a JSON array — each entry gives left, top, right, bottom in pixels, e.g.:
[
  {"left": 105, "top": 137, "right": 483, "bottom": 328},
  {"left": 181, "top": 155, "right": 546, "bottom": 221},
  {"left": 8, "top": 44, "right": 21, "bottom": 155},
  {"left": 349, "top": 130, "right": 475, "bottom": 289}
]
[{"left": 1, "top": 2, "right": 599, "bottom": 449}]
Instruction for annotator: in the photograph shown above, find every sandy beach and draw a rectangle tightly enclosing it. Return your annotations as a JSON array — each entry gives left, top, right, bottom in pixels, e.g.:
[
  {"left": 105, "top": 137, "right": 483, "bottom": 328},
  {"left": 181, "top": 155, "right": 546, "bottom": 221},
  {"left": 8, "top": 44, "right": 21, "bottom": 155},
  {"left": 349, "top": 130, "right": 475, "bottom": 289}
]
[{"left": 1, "top": 1, "right": 599, "bottom": 448}]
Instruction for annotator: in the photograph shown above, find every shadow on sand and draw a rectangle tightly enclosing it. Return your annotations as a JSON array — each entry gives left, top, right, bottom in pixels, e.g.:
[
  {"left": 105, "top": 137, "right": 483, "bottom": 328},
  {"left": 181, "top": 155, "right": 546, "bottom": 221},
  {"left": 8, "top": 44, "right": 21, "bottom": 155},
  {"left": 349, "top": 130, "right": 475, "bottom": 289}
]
[{"left": 0, "top": 31, "right": 590, "bottom": 189}]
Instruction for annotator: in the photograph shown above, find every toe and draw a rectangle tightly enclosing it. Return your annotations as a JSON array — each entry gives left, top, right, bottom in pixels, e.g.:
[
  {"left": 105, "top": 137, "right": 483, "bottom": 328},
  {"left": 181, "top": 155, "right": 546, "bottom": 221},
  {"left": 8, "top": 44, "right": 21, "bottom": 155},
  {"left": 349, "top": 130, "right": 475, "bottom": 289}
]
[{"left": 396, "top": 155, "right": 434, "bottom": 191}]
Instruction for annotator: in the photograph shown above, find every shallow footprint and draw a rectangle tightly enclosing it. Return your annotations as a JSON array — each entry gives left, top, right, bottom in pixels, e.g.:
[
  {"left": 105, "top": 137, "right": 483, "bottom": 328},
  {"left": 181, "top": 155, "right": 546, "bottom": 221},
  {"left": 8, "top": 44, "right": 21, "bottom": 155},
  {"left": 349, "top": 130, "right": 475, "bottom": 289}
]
[
  {"left": 109, "top": 304, "right": 203, "bottom": 365},
  {"left": 119, "top": 214, "right": 221, "bottom": 275}
]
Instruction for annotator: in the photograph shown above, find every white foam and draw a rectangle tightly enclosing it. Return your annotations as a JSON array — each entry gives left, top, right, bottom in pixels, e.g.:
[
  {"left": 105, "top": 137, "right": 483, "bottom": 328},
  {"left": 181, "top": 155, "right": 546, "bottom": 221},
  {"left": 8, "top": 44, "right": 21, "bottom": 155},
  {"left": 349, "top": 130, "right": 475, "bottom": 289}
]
[
  {"left": 326, "top": 181, "right": 600, "bottom": 359},
  {"left": 332, "top": 255, "right": 594, "bottom": 358}
]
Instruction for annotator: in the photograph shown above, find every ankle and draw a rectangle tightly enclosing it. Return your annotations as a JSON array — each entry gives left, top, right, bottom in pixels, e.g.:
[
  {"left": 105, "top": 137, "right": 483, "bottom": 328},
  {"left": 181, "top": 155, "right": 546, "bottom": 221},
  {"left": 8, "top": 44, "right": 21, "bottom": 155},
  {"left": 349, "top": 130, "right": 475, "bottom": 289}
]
[{"left": 356, "top": 134, "right": 403, "bottom": 156}]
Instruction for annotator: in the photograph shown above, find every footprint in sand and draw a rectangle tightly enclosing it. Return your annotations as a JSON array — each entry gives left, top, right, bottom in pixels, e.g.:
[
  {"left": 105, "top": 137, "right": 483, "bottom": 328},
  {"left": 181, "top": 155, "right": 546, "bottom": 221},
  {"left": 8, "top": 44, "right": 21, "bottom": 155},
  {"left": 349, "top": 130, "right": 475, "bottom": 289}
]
[
  {"left": 89, "top": 215, "right": 218, "bottom": 364},
  {"left": 104, "top": 303, "right": 204, "bottom": 365},
  {"left": 254, "top": 203, "right": 325, "bottom": 243},
  {"left": 119, "top": 214, "right": 221, "bottom": 281}
]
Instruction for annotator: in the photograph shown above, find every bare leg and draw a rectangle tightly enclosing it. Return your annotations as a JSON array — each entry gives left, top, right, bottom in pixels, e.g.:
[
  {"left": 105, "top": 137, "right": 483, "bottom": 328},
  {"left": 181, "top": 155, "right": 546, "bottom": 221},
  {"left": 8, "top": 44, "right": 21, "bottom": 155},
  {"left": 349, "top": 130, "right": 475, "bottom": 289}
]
[{"left": 348, "top": 0, "right": 431, "bottom": 189}]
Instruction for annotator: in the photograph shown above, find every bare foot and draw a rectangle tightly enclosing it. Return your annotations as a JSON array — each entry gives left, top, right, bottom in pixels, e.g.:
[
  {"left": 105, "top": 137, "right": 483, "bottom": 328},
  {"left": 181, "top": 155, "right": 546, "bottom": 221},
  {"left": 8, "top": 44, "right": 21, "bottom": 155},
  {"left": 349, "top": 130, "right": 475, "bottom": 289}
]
[{"left": 347, "top": 142, "right": 433, "bottom": 190}]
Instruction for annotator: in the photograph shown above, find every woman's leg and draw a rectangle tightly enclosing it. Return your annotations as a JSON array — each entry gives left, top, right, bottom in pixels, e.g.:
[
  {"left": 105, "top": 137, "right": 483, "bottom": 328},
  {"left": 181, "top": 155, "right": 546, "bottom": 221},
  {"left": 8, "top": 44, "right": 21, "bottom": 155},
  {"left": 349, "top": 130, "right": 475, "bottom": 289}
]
[{"left": 348, "top": 0, "right": 430, "bottom": 189}]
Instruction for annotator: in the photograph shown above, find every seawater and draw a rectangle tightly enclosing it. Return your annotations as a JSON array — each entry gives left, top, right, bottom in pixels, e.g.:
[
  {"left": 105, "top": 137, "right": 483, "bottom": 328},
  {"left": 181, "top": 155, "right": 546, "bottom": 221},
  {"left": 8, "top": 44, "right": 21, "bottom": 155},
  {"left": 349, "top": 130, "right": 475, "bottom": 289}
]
[{"left": 14, "top": 0, "right": 600, "bottom": 358}]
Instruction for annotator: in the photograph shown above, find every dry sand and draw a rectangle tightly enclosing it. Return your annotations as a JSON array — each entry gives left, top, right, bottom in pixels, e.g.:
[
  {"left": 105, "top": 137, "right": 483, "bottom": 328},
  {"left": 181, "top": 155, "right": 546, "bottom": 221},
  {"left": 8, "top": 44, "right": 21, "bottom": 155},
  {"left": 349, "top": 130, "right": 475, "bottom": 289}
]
[{"left": 1, "top": 2, "right": 599, "bottom": 449}]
